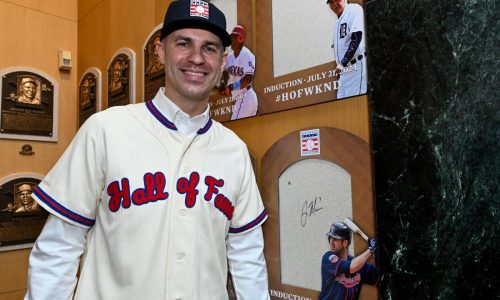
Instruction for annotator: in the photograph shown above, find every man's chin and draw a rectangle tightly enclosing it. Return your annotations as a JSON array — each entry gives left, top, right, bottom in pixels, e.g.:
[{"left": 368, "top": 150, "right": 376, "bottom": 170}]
[{"left": 182, "top": 86, "right": 212, "bottom": 100}]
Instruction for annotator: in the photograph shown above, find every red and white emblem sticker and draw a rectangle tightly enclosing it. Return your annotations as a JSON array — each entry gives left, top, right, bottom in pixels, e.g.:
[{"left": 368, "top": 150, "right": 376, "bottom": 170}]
[
  {"left": 190, "top": 0, "right": 209, "bottom": 19},
  {"left": 329, "top": 254, "right": 339, "bottom": 263},
  {"left": 300, "top": 128, "right": 320, "bottom": 156}
]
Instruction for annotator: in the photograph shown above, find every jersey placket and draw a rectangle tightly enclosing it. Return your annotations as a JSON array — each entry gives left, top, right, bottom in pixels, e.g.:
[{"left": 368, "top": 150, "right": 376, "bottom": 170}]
[{"left": 163, "top": 128, "right": 200, "bottom": 299}]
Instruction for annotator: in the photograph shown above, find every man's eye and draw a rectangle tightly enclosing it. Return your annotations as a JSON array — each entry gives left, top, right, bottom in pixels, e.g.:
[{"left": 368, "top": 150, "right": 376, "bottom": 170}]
[{"left": 204, "top": 46, "right": 217, "bottom": 53}]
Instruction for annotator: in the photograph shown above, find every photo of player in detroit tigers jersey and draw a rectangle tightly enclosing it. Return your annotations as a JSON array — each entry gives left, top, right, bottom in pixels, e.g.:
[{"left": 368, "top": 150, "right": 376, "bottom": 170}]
[
  {"left": 328, "top": 0, "right": 368, "bottom": 99},
  {"left": 219, "top": 25, "right": 258, "bottom": 120},
  {"left": 25, "top": 1, "right": 270, "bottom": 300}
]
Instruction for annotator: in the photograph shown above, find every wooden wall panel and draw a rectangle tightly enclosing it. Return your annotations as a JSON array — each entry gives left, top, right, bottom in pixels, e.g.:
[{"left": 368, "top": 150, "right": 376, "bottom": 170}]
[
  {"left": 78, "top": 0, "right": 103, "bottom": 20},
  {"left": 0, "top": 249, "right": 30, "bottom": 295},
  {"left": 226, "top": 96, "right": 370, "bottom": 182},
  {"left": 0, "top": 1, "right": 77, "bottom": 298},
  {"left": 2, "top": 0, "right": 77, "bottom": 20},
  {"left": 154, "top": 0, "right": 170, "bottom": 27},
  {"left": 78, "top": 0, "right": 157, "bottom": 108},
  {"left": 0, "top": 290, "right": 27, "bottom": 300},
  {"left": 0, "top": 1, "right": 78, "bottom": 175}
]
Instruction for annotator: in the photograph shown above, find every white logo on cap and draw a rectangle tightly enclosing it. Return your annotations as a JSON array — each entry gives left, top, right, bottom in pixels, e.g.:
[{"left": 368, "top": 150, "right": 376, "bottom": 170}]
[{"left": 190, "top": 0, "right": 209, "bottom": 19}]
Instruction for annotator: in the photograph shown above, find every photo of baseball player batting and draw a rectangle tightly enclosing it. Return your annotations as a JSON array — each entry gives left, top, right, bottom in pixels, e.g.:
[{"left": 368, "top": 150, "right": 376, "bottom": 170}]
[
  {"left": 261, "top": 127, "right": 378, "bottom": 299},
  {"left": 319, "top": 220, "right": 378, "bottom": 300}
]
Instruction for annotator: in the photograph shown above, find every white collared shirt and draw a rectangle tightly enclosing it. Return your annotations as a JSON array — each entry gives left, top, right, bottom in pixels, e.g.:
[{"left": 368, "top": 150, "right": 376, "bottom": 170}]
[{"left": 154, "top": 87, "right": 209, "bottom": 138}]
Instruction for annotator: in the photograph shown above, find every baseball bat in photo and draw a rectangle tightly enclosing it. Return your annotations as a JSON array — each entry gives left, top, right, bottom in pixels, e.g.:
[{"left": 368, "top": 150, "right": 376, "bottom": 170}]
[{"left": 343, "top": 217, "right": 369, "bottom": 241}]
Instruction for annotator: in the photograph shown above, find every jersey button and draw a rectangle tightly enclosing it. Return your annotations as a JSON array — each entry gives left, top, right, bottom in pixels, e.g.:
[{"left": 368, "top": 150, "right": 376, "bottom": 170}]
[
  {"left": 183, "top": 167, "right": 189, "bottom": 174},
  {"left": 179, "top": 209, "right": 187, "bottom": 216},
  {"left": 176, "top": 252, "right": 185, "bottom": 261}
]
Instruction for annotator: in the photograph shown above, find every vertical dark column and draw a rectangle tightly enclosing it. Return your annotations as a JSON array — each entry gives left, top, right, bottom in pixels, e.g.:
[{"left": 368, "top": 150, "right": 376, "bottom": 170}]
[{"left": 365, "top": 1, "right": 499, "bottom": 299}]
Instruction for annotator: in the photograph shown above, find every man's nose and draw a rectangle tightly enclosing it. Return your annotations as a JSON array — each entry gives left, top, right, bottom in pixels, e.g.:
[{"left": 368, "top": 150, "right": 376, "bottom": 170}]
[{"left": 187, "top": 47, "right": 205, "bottom": 65}]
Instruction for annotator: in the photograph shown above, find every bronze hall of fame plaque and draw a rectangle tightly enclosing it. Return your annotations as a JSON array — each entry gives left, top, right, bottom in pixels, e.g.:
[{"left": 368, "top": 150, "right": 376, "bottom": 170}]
[
  {"left": 0, "top": 174, "right": 48, "bottom": 250},
  {"left": 1, "top": 71, "right": 55, "bottom": 139},
  {"left": 144, "top": 30, "right": 165, "bottom": 102},
  {"left": 79, "top": 72, "right": 98, "bottom": 127},
  {"left": 108, "top": 54, "right": 131, "bottom": 107}
]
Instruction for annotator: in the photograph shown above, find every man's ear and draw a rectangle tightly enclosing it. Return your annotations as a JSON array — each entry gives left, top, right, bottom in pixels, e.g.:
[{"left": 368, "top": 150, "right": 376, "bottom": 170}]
[{"left": 155, "top": 40, "right": 166, "bottom": 64}]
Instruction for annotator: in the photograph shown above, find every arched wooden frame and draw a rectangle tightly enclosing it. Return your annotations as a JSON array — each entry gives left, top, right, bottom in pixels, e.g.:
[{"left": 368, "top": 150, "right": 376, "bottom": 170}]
[{"left": 261, "top": 126, "right": 378, "bottom": 299}]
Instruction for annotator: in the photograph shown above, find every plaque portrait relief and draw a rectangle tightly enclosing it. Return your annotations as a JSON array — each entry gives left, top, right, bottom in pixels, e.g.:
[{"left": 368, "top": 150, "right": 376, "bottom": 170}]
[
  {"left": 79, "top": 69, "right": 101, "bottom": 127},
  {"left": 109, "top": 60, "right": 124, "bottom": 93},
  {"left": 261, "top": 127, "right": 378, "bottom": 300},
  {"left": 0, "top": 68, "right": 59, "bottom": 141},
  {"left": 0, "top": 173, "right": 48, "bottom": 251},
  {"left": 146, "top": 35, "right": 164, "bottom": 76},
  {"left": 16, "top": 76, "right": 42, "bottom": 105},
  {"left": 107, "top": 49, "right": 136, "bottom": 107},
  {"left": 80, "top": 77, "right": 93, "bottom": 108},
  {"left": 13, "top": 182, "right": 39, "bottom": 214},
  {"left": 143, "top": 28, "right": 165, "bottom": 102}
]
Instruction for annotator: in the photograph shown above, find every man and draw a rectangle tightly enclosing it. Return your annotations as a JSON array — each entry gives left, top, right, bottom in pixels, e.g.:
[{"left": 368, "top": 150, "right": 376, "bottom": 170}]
[
  {"left": 16, "top": 77, "right": 41, "bottom": 105},
  {"left": 14, "top": 183, "right": 39, "bottom": 213},
  {"left": 25, "top": 1, "right": 269, "bottom": 299},
  {"left": 328, "top": 0, "right": 368, "bottom": 99},
  {"left": 319, "top": 222, "right": 378, "bottom": 300},
  {"left": 109, "top": 60, "right": 123, "bottom": 92},
  {"left": 219, "top": 25, "right": 258, "bottom": 120}
]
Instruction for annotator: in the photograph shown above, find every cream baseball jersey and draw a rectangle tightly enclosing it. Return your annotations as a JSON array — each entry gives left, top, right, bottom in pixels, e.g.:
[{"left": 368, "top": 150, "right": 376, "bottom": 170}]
[{"left": 32, "top": 91, "right": 267, "bottom": 299}]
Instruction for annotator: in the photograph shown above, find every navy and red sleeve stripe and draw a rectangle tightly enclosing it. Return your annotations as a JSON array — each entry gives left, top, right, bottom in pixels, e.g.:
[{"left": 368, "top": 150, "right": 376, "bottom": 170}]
[
  {"left": 34, "top": 187, "right": 96, "bottom": 227},
  {"left": 229, "top": 209, "right": 267, "bottom": 234}
]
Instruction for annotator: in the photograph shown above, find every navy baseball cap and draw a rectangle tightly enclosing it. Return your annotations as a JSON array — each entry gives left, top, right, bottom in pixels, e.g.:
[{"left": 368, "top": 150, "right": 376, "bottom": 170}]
[{"left": 160, "top": 0, "right": 231, "bottom": 47}]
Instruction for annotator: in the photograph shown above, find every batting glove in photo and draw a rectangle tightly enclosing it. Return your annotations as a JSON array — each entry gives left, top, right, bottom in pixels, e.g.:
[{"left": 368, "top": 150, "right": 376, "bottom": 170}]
[{"left": 368, "top": 238, "right": 377, "bottom": 254}]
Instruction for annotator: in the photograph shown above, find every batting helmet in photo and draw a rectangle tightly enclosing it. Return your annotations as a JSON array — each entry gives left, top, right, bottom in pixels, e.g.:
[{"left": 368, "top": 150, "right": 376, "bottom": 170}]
[
  {"left": 326, "top": 222, "right": 352, "bottom": 242},
  {"left": 230, "top": 25, "right": 247, "bottom": 43}
]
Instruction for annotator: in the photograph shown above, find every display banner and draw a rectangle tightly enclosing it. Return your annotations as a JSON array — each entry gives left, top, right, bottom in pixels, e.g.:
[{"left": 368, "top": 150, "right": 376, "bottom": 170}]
[
  {"left": 207, "top": 0, "right": 253, "bottom": 122},
  {"left": 261, "top": 127, "right": 379, "bottom": 300},
  {"left": 207, "top": 0, "right": 369, "bottom": 122},
  {"left": 255, "top": 0, "right": 367, "bottom": 115}
]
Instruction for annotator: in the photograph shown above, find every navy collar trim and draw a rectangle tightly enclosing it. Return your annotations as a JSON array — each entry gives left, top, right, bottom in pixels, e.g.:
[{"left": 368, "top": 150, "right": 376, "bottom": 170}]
[
  {"left": 146, "top": 100, "right": 212, "bottom": 135},
  {"left": 146, "top": 100, "right": 177, "bottom": 130}
]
